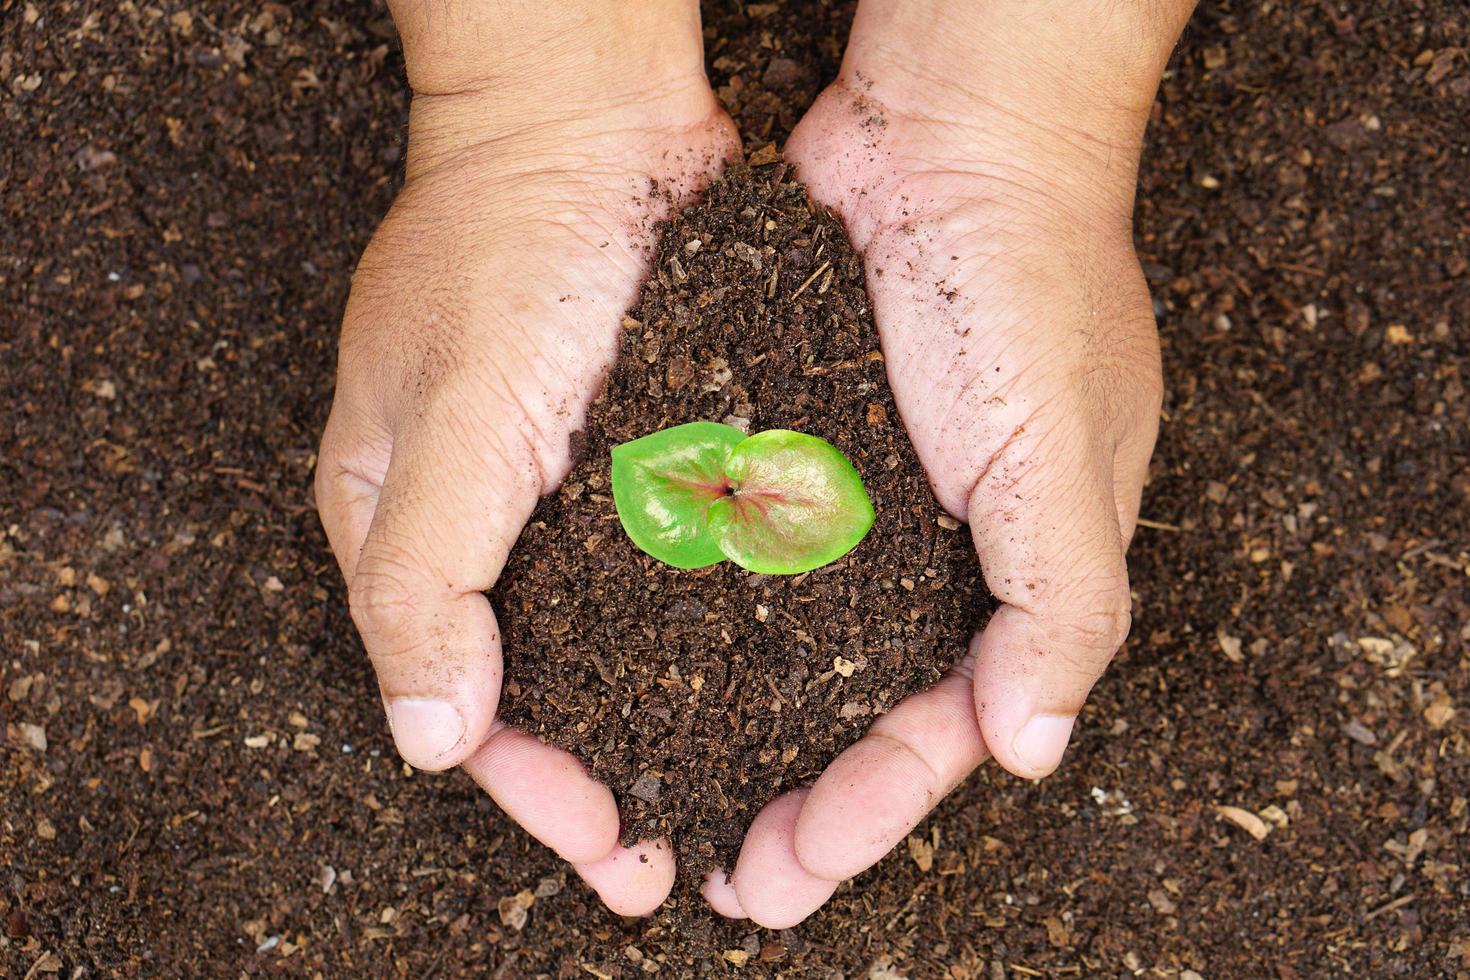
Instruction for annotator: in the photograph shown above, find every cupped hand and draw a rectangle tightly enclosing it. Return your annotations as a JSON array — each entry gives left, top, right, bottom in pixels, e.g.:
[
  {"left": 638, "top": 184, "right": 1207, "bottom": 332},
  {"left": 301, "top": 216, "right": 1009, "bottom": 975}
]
[
  {"left": 708, "top": 0, "right": 1193, "bottom": 926},
  {"left": 315, "top": 63, "right": 739, "bottom": 914}
]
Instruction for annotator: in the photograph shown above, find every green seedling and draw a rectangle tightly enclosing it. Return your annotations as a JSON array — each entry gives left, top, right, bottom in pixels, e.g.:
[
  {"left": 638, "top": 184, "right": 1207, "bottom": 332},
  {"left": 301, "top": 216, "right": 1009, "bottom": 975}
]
[{"left": 611, "top": 421, "right": 875, "bottom": 575}]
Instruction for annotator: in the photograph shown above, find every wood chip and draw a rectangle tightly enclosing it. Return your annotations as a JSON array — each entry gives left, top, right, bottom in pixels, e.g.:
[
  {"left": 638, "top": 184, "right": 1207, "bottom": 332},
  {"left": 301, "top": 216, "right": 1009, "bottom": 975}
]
[
  {"left": 1259, "top": 804, "right": 1289, "bottom": 828},
  {"left": 629, "top": 773, "right": 662, "bottom": 803},
  {"left": 1147, "top": 888, "right": 1177, "bottom": 914},
  {"left": 1342, "top": 718, "right": 1377, "bottom": 746},
  {"left": 497, "top": 890, "right": 534, "bottom": 931},
  {"left": 1217, "top": 629, "right": 1244, "bottom": 663},
  {"left": 18, "top": 723, "right": 47, "bottom": 752},
  {"left": 907, "top": 834, "right": 935, "bottom": 872},
  {"left": 1424, "top": 697, "right": 1456, "bottom": 729},
  {"left": 8, "top": 675, "right": 36, "bottom": 702},
  {"left": 1216, "top": 805, "right": 1270, "bottom": 840},
  {"left": 746, "top": 144, "right": 779, "bottom": 166}
]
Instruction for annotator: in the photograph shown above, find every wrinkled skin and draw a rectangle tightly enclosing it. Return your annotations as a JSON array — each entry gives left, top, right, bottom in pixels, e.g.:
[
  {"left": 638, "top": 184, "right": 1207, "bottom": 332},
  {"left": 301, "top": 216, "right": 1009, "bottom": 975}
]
[
  {"left": 317, "top": 0, "right": 1192, "bottom": 926},
  {"left": 703, "top": 74, "right": 1164, "bottom": 929},
  {"left": 315, "top": 71, "right": 741, "bottom": 913}
]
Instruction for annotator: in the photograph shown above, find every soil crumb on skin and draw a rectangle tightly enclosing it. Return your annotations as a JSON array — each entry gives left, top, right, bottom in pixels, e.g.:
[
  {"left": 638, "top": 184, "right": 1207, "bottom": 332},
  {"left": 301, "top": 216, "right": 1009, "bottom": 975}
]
[{"left": 493, "top": 161, "right": 993, "bottom": 879}]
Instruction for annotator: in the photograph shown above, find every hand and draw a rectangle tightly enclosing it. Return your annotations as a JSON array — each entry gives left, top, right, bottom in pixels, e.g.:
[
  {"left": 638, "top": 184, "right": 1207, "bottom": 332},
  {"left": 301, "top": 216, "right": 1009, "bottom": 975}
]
[
  {"left": 315, "top": 0, "right": 739, "bottom": 915},
  {"left": 705, "top": 0, "right": 1196, "bottom": 927}
]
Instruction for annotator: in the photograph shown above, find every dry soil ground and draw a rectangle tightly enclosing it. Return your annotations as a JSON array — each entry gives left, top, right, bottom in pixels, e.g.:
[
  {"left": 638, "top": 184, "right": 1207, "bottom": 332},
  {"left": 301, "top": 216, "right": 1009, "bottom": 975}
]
[{"left": 2, "top": 0, "right": 1467, "bottom": 977}]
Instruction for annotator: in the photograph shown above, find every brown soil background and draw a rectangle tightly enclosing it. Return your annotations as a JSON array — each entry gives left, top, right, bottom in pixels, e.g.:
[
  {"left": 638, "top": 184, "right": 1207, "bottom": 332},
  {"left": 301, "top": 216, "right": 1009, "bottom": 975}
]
[{"left": 3, "top": 1, "right": 1467, "bottom": 977}]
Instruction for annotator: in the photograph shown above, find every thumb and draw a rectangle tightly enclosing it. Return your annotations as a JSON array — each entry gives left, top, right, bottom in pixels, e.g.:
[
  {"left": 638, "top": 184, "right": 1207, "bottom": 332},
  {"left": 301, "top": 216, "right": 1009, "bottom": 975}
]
[
  {"left": 323, "top": 402, "right": 541, "bottom": 770},
  {"left": 967, "top": 417, "right": 1131, "bottom": 779}
]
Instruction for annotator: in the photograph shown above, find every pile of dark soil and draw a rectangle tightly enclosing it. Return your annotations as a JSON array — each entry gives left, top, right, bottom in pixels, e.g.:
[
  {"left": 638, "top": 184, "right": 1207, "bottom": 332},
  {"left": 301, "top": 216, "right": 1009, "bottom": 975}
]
[
  {"left": 494, "top": 163, "right": 988, "bottom": 876},
  {"left": 2, "top": 0, "right": 1467, "bottom": 977}
]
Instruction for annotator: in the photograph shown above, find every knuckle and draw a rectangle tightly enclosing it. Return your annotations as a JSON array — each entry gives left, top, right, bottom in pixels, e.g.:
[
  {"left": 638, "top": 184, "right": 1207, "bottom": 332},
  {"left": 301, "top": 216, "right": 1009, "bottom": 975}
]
[
  {"left": 1046, "top": 583, "right": 1132, "bottom": 656},
  {"left": 348, "top": 560, "right": 423, "bottom": 642},
  {"left": 311, "top": 453, "right": 335, "bottom": 515},
  {"left": 313, "top": 423, "right": 351, "bottom": 505}
]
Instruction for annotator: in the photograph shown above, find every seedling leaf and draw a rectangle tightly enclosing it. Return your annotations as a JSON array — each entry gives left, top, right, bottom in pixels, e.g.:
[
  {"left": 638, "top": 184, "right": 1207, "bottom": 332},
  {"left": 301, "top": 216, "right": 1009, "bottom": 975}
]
[
  {"left": 611, "top": 423, "right": 874, "bottom": 575},
  {"left": 708, "top": 430, "right": 874, "bottom": 574},
  {"left": 610, "top": 421, "right": 746, "bottom": 568}
]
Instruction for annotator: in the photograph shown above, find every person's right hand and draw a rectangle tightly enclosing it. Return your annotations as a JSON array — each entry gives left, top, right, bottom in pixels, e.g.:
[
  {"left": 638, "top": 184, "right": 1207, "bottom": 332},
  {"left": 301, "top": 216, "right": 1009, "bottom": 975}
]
[
  {"left": 703, "top": 0, "right": 1194, "bottom": 928},
  {"left": 314, "top": 1, "right": 739, "bottom": 915}
]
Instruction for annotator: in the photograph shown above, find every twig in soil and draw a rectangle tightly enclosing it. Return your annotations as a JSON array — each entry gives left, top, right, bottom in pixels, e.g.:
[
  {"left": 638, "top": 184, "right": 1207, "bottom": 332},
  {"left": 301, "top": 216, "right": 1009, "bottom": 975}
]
[
  {"left": 790, "top": 260, "right": 832, "bottom": 299},
  {"left": 23, "top": 952, "right": 62, "bottom": 980},
  {"left": 1363, "top": 893, "right": 1415, "bottom": 921},
  {"left": 802, "top": 358, "right": 861, "bottom": 377},
  {"left": 419, "top": 947, "right": 449, "bottom": 980},
  {"left": 1135, "top": 517, "right": 1184, "bottom": 532},
  {"left": 883, "top": 881, "right": 930, "bottom": 930},
  {"left": 1421, "top": 551, "right": 1468, "bottom": 574},
  {"left": 1276, "top": 261, "right": 1327, "bottom": 277},
  {"left": 1399, "top": 538, "right": 1446, "bottom": 560}
]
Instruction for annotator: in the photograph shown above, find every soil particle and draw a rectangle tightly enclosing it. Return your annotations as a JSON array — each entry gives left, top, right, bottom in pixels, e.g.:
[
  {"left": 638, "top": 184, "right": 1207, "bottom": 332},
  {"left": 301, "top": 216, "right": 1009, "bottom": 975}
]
[{"left": 494, "top": 163, "right": 991, "bottom": 879}]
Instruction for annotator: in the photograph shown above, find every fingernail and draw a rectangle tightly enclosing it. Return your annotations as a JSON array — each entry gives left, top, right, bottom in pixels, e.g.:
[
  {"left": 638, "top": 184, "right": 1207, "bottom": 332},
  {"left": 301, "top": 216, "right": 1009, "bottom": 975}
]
[
  {"left": 1012, "top": 713, "right": 1076, "bottom": 776},
  {"left": 386, "top": 698, "right": 466, "bottom": 769}
]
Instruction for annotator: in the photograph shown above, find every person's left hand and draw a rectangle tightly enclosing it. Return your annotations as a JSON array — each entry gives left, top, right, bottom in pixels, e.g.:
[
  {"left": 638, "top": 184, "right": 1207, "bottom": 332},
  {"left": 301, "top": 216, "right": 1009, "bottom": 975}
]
[
  {"left": 314, "top": 0, "right": 742, "bottom": 917},
  {"left": 702, "top": 0, "right": 1190, "bottom": 926}
]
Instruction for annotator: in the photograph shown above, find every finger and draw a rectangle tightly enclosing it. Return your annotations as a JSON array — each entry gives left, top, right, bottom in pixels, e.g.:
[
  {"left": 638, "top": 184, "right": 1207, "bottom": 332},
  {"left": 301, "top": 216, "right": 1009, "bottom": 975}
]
[
  {"left": 1113, "top": 409, "right": 1159, "bottom": 547},
  {"left": 793, "top": 655, "right": 988, "bottom": 882},
  {"left": 315, "top": 403, "right": 393, "bottom": 585},
  {"left": 573, "top": 839, "right": 677, "bottom": 917},
  {"left": 461, "top": 724, "right": 619, "bottom": 864},
  {"left": 700, "top": 867, "right": 748, "bottom": 920},
  {"left": 348, "top": 409, "right": 542, "bottom": 770},
  {"left": 729, "top": 789, "right": 839, "bottom": 929},
  {"left": 967, "top": 419, "right": 1130, "bottom": 779}
]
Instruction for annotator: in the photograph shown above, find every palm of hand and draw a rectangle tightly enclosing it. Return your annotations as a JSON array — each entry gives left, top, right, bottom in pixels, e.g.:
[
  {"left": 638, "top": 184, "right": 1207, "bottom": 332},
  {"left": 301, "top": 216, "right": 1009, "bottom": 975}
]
[
  {"left": 319, "top": 67, "right": 1163, "bottom": 927},
  {"left": 316, "top": 102, "right": 741, "bottom": 915},
  {"left": 700, "top": 81, "right": 1162, "bottom": 928}
]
